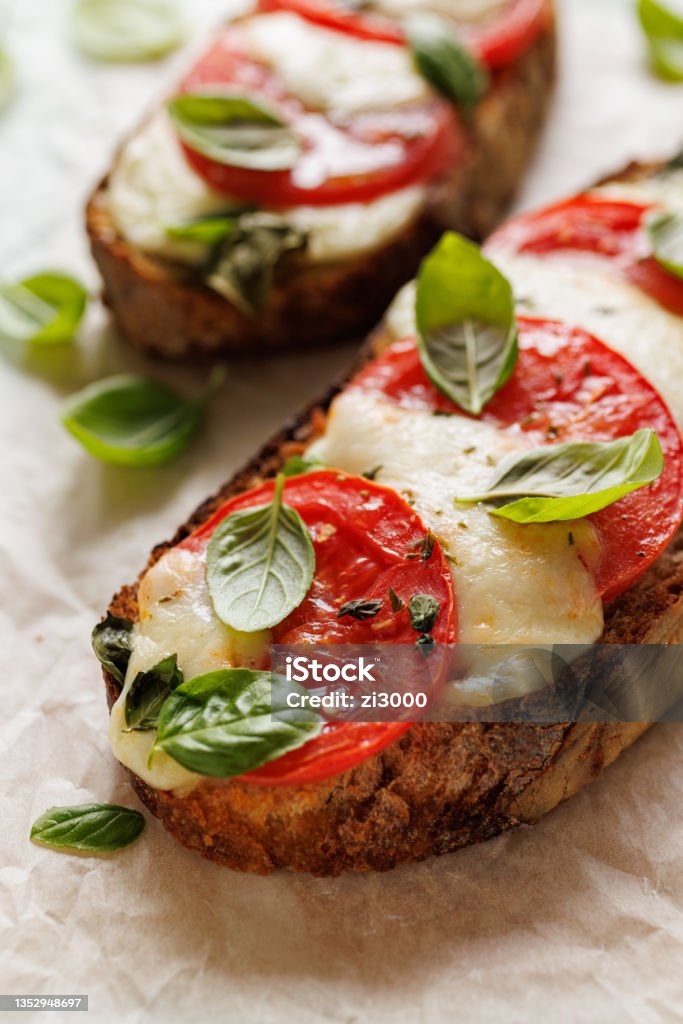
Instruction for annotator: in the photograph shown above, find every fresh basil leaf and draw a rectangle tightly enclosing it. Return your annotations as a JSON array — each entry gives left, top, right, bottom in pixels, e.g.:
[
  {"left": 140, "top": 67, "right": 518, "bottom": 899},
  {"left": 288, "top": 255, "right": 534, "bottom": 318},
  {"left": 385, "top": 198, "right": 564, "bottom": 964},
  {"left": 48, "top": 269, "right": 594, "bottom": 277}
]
[
  {"left": 638, "top": 0, "right": 683, "bottom": 80},
  {"left": 458, "top": 428, "right": 664, "bottom": 523},
  {"left": 166, "top": 215, "right": 239, "bottom": 247},
  {"left": 125, "top": 654, "right": 183, "bottom": 732},
  {"left": 647, "top": 211, "right": 683, "bottom": 279},
  {"left": 0, "top": 273, "right": 87, "bottom": 346},
  {"left": 0, "top": 48, "right": 14, "bottom": 114},
  {"left": 30, "top": 804, "right": 145, "bottom": 853},
  {"left": 72, "top": 0, "right": 185, "bottom": 63},
  {"left": 152, "top": 669, "right": 322, "bottom": 777},
  {"left": 207, "top": 214, "right": 307, "bottom": 315},
  {"left": 389, "top": 587, "right": 405, "bottom": 612},
  {"left": 207, "top": 473, "right": 315, "bottom": 632},
  {"left": 281, "top": 453, "right": 325, "bottom": 477},
  {"left": 407, "top": 12, "right": 488, "bottom": 110},
  {"left": 61, "top": 366, "right": 224, "bottom": 466},
  {"left": 168, "top": 93, "right": 301, "bottom": 171},
  {"left": 409, "top": 594, "right": 440, "bottom": 633},
  {"left": 92, "top": 613, "right": 133, "bottom": 685},
  {"left": 415, "top": 233, "right": 518, "bottom": 415},
  {"left": 338, "top": 598, "right": 383, "bottom": 620}
]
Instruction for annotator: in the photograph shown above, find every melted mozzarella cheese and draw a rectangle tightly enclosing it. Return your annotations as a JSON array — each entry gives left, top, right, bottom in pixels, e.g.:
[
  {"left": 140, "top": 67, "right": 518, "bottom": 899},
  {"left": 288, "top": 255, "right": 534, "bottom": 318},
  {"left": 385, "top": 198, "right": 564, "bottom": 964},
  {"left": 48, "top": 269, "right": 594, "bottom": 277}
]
[
  {"left": 109, "top": 546, "right": 270, "bottom": 791},
  {"left": 594, "top": 169, "right": 683, "bottom": 215},
  {"left": 108, "top": 115, "right": 425, "bottom": 265},
  {"left": 242, "top": 12, "right": 429, "bottom": 114},
  {"left": 309, "top": 391, "right": 604, "bottom": 646}
]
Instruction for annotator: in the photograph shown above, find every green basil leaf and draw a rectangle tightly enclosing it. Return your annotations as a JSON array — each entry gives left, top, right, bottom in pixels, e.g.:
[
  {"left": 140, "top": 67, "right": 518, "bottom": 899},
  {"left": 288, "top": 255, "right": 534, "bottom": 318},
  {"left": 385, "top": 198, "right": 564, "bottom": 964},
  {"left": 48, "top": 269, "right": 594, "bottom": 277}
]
[
  {"left": 207, "top": 472, "right": 315, "bottom": 632},
  {"left": 166, "top": 215, "right": 240, "bottom": 247},
  {"left": 207, "top": 214, "right": 307, "bottom": 315},
  {"left": 125, "top": 654, "right": 183, "bottom": 732},
  {"left": 30, "top": 804, "right": 145, "bottom": 853},
  {"left": 638, "top": 0, "right": 683, "bottom": 80},
  {"left": 72, "top": 0, "right": 185, "bottom": 63},
  {"left": 338, "top": 598, "right": 383, "bottom": 620},
  {"left": 409, "top": 594, "right": 440, "bottom": 633},
  {"left": 647, "top": 211, "right": 683, "bottom": 278},
  {"left": 0, "top": 273, "right": 87, "bottom": 346},
  {"left": 281, "top": 453, "right": 325, "bottom": 477},
  {"left": 168, "top": 93, "right": 301, "bottom": 171},
  {"left": 152, "top": 669, "right": 322, "bottom": 777},
  {"left": 458, "top": 428, "right": 664, "bottom": 523},
  {"left": 415, "top": 233, "right": 518, "bottom": 415},
  {"left": 92, "top": 613, "right": 133, "bottom": 684},
  {"left": 0, "top": 48, "right": 15, "bottom": 114},
  {"left": 407, "top": 12, "right": 489, "bottom": 110},
  {"left": 61, "top": 366, "right": 224, "bottom": 466}
]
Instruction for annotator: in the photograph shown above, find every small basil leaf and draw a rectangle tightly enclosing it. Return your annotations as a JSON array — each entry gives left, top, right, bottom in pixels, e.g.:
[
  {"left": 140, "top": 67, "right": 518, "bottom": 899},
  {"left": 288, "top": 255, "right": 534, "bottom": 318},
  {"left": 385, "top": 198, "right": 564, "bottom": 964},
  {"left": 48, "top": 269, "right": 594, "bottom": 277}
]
[
  {"left": 647, "top": 211, "right": 683, "bottom": 279},
  {"left": 125, "top": 654, "right": 183, "bottom": 732},
  {"left": 407, "top": 12, "right": 489, "bottom": 110},
  {"left": 72, "top": 0, "right": 185, "bottom": 63},
  {"left": 389, "top": 587, "right": 405, "bottom": 612},
  {"left": 152, "top": 669, "right": 322, "bottom": 777},
  {"left": 415, "top": 233, "right": 518, "bottom": 415},
  {"left": 409, "top": 594, "right": 440, "bottom": 633},
  {"left": 30, "top": 804, "right": 145, "bottom": 853},
  {"left": 338, "top": 598, "right": 383, "bottom": 620},
  {"left": 168, "top": 93, "right": 301, "bottom": 171},
  {"left": 458, "top": 428, "right": 664, "bottom": 523},
  {"left": 207, "top": 215, "right": 307, "bottom": 315},
  {"left": 61, "top": 366, "right": 224, "bottom": 466},
  {"left": 638, "top": 0, "right": 683, "bottom": 80},
  {"left": 281, "top": 453, "right": 325, "bottom": 477},
  {"left": 207, "top": 473, "right": 315, "bottom": 632},
  {"left": 92, "top": 613, "right": 133, "bottom": 685},
  {"left": 0, "top": 273, "right": 87, "bottom": 346},
  {"left": 166, "top": 215, "right": 240, "bottom": 247}
]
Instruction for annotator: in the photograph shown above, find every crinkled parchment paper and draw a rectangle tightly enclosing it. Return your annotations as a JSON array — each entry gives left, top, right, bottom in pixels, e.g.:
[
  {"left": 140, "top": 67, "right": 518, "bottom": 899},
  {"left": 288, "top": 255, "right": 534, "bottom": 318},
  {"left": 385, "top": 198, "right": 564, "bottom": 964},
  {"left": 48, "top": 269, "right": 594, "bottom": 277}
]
[{"left": 1, "top": 1, "right": 682, "bottom": 1021}]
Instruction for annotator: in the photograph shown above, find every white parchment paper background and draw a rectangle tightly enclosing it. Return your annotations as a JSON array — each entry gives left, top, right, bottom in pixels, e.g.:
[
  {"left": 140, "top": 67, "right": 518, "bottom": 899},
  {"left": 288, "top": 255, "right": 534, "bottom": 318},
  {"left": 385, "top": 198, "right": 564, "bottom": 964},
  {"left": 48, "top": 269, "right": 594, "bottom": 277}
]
[{"left": 1, "top": 1, "right": 683, "bottom": 1021}]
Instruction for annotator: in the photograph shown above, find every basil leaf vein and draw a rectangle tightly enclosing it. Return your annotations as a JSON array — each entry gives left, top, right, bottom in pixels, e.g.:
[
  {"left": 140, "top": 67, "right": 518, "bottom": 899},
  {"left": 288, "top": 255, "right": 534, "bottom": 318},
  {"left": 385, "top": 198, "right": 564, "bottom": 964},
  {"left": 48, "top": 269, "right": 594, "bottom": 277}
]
[
  {"left": 92, "top": 613, "right": 133, "bottom": 684},
  {"left": 458, "top": 428, "right": 664, "bottom": 523},
  {"left": 647, "top": 211, "right": 683, "bottom": 279},
  {"left": 125, "top": 654, "right": 183, "bottom": 732},
  {"left": 72, "top": 0, "right": 185, "bottom": 63},
  {"left": 168, "top": 93, "right": 301, "bottom": 171},
  {"left": 207, "top": 473, "right": 315, "bottom": 632},
  {"left": 407, "top": 12, "right": 489, "bottom": 110},
  {"left": 61, "top": 366, "right": 224, "bottom": 466},
  {"left": 415, "top": 233, "right": 518, "bottom": 415},
  {"left": 152, "top": 669, "right": 322, "bottom": 777},
  {"left": 0, "top": 273, "right": 87, "bottom": 346},
  {"left": 30, "top": 804, "right": 145, "bottom": 852},
  {"left": 638, "top": 0, "right": 683, "bottom": 80}
]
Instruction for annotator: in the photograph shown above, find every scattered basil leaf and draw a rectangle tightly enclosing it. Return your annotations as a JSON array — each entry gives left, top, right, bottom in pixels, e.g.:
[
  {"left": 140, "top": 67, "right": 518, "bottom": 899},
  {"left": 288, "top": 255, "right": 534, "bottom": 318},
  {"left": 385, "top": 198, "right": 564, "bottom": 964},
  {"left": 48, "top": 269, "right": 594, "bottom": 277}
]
[
  {"left": 638, "top": 0, "right": 683, "bottom": 80},
  {"left": 0, "top": 273, "right": 87, "bottom": 346},
  {"left": 415, "top": 233, "right": 518, "bottom": 415},
  {"left": 362, "top": 466, "right": 383, "bottom": 480},
  {"left": 168, "top": 93, "right": 301, "bottom": 171},
  {"left": 338, "top": 598, "right": 383, "bottom": 620},
  {"left": 152, "top": 669, "right": 322, "bottom": 777},
  {"left": 389, "top": 587, "right": 405, "bottom": 613},
  {"left": 407, "top": 12, "right": 489, "bottom": 110},
  {"left": 0, "top": 48, "right": 14, "bottom": 114},
  {"left": 647, "top": 211, "right": 683, "bottom": 279},
  {"left": 406, "top": 531, "right": 436, "bottom": 561},
  {"left": 30, "top": 804, "right": 145, "bottom": 853},
  {"left": 207, "top": 473, "right": 315, "bottom": 632},
  {"left": 458, "top": 428, "right": 664, "bottom": 523},
  {"left": 409, "top": 594, "right": 440, "bottom": 633},
  {"left": 207, "top": 214, "right": 307, "bottom": 315},
  {"left": 281, "top": 453, "right": 325, "bottom": 477},
  {"left": 125, "top": 654, "right": 183, "bottom": 732},
  {"left": 61, "top": 366, "right": 224, "bottom": 466},
  {"left": 166, "top": 214, "right": 240, "bottom": 247},
  {"left": 72, "top": 0, "right": 185, "bottom": 63},
  {"left": 91, "top": 613, "right": 133, "bottom": 684}
]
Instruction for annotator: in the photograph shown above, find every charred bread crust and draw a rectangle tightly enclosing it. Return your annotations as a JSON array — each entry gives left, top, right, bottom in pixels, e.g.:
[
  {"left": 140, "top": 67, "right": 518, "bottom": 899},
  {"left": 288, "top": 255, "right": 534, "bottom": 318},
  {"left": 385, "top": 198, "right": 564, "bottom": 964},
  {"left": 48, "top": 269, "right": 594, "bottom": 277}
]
[{"left": 85, "top": 10, "right": 556, "bottom": 359}]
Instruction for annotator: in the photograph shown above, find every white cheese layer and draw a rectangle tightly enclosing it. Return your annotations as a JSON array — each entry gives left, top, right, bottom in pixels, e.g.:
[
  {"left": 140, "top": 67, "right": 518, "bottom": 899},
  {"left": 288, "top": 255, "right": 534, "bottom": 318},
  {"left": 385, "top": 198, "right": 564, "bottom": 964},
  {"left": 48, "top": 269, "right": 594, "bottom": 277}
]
[
  {"left": 594, "top": 169, "right": 683, "bottom": 215},
  {"left": 309, "top": 391, "right": 604, "bottom": 646},
  {"left": 109, "top": 546, "right": 270, "bottom": 792},
  {"left": 375, "top": 0, "right": 508, "bottom": 22},
  {"left": 108, "top": 115, "right": 426, "bottom": 265}
]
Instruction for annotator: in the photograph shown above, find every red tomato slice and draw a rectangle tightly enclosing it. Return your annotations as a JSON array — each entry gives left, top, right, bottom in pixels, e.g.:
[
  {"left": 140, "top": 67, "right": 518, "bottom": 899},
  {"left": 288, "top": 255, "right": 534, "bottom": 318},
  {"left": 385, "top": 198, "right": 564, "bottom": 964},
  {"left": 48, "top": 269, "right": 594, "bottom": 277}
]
[
  {"left": 351, "top": 320, "right": 683, "bottom": 604},
  {"left": 487, "top": 196, "right": 683, "bottom": 317},
  {"left": 257, "top": 0, "right": 550, "bottom": 70},
  {"left": 177, "top": 27, "right": 463, "bottom": 207},
  {"left": 181, "top": 470, "right": 457, "bottom": 785}
]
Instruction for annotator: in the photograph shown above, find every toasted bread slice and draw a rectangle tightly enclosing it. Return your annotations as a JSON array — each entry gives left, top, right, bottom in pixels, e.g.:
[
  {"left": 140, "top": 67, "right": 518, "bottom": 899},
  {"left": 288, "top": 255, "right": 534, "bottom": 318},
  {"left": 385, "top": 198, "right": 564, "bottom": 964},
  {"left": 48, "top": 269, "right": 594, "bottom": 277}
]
[{"left": 85, "top": 11, "right": 556, "bottom": 358}]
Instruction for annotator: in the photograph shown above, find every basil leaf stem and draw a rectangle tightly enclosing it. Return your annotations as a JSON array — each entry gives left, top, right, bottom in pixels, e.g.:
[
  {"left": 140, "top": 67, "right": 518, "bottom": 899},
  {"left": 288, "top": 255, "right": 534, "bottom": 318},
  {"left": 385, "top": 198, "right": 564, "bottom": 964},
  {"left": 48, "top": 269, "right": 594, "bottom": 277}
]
[
  {"left": 72, "top": 0, "right": 185, "bottom": 63},
  {"left": 30, "top": 804, "right": 145, "bottom": 852}
]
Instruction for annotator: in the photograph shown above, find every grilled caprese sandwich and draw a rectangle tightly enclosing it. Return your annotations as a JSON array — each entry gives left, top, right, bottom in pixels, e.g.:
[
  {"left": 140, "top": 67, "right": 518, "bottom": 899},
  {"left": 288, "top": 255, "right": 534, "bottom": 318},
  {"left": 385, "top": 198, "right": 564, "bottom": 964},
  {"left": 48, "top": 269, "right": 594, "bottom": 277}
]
[{"left": 86, "top": 0, "right": 555, "bottom": 357}]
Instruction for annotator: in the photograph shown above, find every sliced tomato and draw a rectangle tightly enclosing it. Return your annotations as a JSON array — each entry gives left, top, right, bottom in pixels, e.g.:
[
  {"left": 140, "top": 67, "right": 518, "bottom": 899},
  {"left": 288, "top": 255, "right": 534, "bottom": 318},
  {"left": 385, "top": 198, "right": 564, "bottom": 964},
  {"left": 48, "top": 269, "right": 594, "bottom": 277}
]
[
  {"left": 487, "top": 196, "right": 683, "bottom": 317},
  {"left": 257, "top": 0, "right": 550, "bottom": 70},
  {"left": 351, "top": 320, "right": 683, "bottom": 604},
  {"left": 181, "top": 470, "right": 457, "bottom": 785},
  {"left": 177, "top": 27, "right": 463, "bottom": 207}
]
